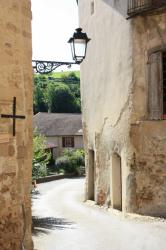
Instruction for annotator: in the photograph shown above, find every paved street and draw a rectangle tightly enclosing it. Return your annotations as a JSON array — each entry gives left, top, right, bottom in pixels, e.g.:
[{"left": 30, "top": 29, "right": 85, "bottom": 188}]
[{"left": 32, "top": 178, "right": 166, "bottom": 250}]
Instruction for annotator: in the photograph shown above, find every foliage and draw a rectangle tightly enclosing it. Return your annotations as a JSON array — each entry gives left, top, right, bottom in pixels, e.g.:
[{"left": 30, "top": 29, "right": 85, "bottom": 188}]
[
  {"left": 46, "top": 83, "right": 80, "bottom": 113},
  {"left": 33, "top": 71, "right": 81, "bottom": 114},
  {"left": 32, "top": 131, "right": 51, "bottom": 180},
  {"left": 51, "top": 71, "right": 80, "bottom": 79},
  {"left": 56, "top": 149, "right": 85, "bottom": 175},
  {"left": 60, "top": 72, "right": 79, "bottom": 83},
  {"left": 33, "top": 84, "right": 48, "bottom": 114}
]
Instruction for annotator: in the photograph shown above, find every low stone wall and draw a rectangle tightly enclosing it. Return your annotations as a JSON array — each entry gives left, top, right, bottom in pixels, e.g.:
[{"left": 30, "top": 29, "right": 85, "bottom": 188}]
[{"left": 36, "top": 174, "right": 75, "bottom": 184}]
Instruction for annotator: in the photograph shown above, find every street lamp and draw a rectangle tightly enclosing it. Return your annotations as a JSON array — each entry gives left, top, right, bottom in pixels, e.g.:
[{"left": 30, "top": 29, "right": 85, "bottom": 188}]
[
  {"left": 33, "top": 27, "right": 90, "bottom": 74},
  {"left": 68, "top": 28, "right": 91, "bottom": 64}
]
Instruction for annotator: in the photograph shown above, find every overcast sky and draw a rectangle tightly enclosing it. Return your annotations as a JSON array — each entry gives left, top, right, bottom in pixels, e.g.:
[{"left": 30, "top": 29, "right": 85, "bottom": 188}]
[{"left": 31, "top": 0, "right": 80, "bottom": 71}]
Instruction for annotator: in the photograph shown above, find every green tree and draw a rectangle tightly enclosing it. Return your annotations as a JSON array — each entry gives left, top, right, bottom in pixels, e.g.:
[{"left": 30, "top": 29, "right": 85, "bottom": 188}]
[
  {"left": 33, "top": 85, "right": 48, "bottom": 114},
  {"left": 32, "top": 131, "right": 51, "bottom": 180},
  {"left": 46, "top": 83, "right": 79, "bottom": 113},
  {"left": 33, "top": 71, "right": 81, "bottom": 114}
]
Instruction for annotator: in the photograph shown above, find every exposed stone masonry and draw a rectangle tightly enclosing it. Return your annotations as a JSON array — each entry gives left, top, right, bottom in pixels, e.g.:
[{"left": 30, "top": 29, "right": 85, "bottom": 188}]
[{"left": 0, "top": 0, "right": 33, "bottom": 249}]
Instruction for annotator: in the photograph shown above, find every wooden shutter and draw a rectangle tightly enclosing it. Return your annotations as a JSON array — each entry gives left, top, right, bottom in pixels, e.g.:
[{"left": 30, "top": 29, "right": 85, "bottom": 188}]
[{"left": 148, "top": 52, "right": 163, "bottom": 120}]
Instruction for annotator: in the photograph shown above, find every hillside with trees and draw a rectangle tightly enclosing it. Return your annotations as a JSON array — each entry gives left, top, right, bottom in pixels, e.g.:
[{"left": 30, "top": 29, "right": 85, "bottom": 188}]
[{"left": 33, "top": 71, "right": 81, "bottom": 114}]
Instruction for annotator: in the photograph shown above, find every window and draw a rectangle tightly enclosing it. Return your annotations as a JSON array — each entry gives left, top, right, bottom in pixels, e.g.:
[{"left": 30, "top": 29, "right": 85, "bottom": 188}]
[
  {"left": 62, "top": 137, "right": 74, "bottom": 148},
  {"left": 148, "top": 51, "right": 166, "bottom": 119}
]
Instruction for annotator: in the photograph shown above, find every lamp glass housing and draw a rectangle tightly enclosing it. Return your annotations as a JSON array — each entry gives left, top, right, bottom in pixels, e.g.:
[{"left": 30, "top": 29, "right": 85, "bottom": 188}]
[
  {"left": 68, "top": 28, "right": 90, "bottom": 64},
  {"left": 74, "top": 38, "right": 87, "bottom": 63}
]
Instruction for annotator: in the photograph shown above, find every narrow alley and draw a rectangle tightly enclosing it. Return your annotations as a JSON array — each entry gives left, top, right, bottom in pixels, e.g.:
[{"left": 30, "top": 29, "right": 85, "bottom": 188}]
[{"left": 32, "top": 178, "right": 166, "bottom": 250}]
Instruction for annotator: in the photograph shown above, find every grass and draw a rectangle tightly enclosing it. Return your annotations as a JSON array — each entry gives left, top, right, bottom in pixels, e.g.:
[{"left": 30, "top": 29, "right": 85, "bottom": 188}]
[{"left": 47, "top": 71, "right": 80, "bottom": 79}]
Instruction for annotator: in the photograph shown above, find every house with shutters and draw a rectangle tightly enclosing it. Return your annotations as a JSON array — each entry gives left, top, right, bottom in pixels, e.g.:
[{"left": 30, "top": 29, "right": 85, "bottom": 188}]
[
  {"left": 78, "top": 0, "right": 166, "bottom": 216},
  {"left": 33, "top": 112, "right": 83, "bottom": 159}
]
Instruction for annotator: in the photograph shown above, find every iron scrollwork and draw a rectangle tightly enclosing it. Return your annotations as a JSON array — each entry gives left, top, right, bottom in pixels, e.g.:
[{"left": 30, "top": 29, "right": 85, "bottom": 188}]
[{"left": 32, "top": 60, "right": 76, "bottom": 74}]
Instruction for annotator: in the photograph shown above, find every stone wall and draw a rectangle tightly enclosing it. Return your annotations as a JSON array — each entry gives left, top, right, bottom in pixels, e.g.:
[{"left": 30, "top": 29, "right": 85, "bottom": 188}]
[
  {"left": 130, "top": 12, "right": 166, "bottom": 216},
  {"left": 130, "top": 121, "right": 166, "bottom": 216},
  {"left": 0, "top": 0, "right": 33, "bottom": 249}
]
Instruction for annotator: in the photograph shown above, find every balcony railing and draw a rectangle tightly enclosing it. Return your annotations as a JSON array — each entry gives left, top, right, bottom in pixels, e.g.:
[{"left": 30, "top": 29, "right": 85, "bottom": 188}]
[{"left": 128, "top": 0, "right": 166, "bottom": 16}]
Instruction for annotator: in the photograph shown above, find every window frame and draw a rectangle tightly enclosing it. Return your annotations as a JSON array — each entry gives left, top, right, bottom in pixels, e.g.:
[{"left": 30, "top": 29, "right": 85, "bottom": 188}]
[
  {"left": 62, "top": 136, "right": 75, "bottom": 148},
  {"left": 148, "top": 47, "right": 166, "bottom": 120}
]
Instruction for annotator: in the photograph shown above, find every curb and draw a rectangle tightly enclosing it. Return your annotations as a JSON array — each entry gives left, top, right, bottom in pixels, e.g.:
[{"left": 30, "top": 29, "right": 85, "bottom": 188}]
[{"left": 36, "top": 174, "right": 75, "bottom": 184}]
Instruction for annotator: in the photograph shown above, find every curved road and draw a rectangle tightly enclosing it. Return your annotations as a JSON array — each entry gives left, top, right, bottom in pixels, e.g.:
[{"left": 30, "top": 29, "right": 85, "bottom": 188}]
[{"left": 32, "top": 178, "right": 166, "bottom": 250}]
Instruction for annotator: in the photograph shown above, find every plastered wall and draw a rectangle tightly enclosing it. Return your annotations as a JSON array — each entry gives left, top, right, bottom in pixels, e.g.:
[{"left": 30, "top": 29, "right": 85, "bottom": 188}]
[
  {"left": 47, "top": 135, "right": 83, "bottom": 159},
  {"left": 79, "top": 0, "right": 134, "bottom": 210},
  {"left": 79, "top": 0, "right": 166, "bottom": 216}
]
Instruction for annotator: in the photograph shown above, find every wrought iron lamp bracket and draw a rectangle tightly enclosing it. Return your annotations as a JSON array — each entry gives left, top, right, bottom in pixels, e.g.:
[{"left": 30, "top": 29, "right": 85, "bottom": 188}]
[{"left": 32, "top": 60, "right": 78, "bottom": 74}]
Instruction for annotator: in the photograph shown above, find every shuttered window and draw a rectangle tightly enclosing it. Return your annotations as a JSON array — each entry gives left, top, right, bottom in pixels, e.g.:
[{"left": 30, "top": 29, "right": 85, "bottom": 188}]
[
  {"left": 162, "top": 52, "right": 166, "bottom": 117},
  {"left": 62, "top": 137, "right": 74, "bottom": 148},
  {"left": 148, "top": 51, "right": 163, "bottom": 120}
]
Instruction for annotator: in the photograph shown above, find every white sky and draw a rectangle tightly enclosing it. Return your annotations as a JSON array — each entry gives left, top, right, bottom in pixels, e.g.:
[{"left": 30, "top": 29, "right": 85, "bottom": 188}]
[{"left": 31, "top": 0, "right": 80, "bottom": 71}]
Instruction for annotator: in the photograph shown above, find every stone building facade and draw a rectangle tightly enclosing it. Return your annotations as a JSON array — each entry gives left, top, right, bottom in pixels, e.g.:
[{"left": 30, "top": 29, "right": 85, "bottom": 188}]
[
  {"left": 0, "top": 0, "right": 33, "bottom": 249},
  {"left": 78, "top": 0, "right": 166, "bottom": 216}
]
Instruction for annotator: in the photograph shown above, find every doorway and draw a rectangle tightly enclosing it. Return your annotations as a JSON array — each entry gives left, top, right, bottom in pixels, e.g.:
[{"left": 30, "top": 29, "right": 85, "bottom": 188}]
[
  {"left": 111, "top": 153, "right": 122, "bottom": 211},
  {"left": 87, "top": 150, "right": 95, "bottom": 200}
]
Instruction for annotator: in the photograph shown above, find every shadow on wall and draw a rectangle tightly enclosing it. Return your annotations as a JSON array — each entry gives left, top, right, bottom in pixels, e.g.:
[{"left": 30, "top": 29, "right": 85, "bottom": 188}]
[
  {"left": 102, "top": 0, "right": 128, "bottom": 17},
  {"left": 32, "top": 216, "right": 76, "bottom": 236}
]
